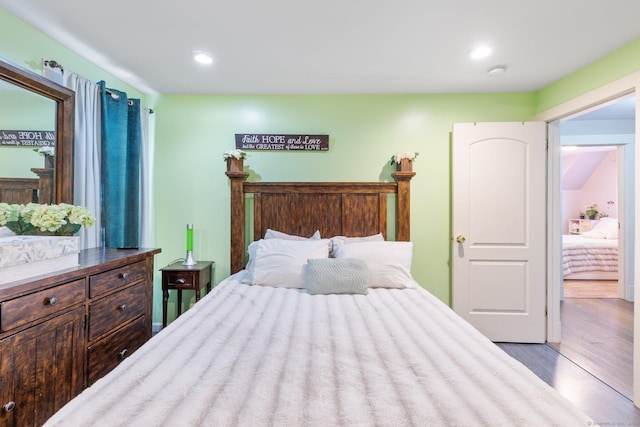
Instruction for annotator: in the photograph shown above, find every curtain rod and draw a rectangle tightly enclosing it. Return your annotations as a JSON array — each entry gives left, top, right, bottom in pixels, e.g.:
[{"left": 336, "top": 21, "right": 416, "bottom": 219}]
[
  {"left": 97, "top": 88, "right": 155, "bottom": 114},
  {"left": 45, "top": 59, "right": 154, "bottom": 114}
]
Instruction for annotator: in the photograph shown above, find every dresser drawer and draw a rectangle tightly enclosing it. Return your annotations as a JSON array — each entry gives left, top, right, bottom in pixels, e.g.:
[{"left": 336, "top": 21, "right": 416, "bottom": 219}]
[
  {"left": 89, "top": 261, "right": 146, "bottom": 297},
  {"left": 87, "top": 315, "right": 147, "bottom": 385},
  {"left": 88, "top": 281, "right": 146, "bottom": 341},
  {"left": 0, "top": 278, "right": 86, "bottom": 332}
]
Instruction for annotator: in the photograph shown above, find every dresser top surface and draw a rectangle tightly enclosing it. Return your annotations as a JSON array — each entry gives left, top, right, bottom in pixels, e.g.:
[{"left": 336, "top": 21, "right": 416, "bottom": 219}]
[{"left": 0, "top": 247, "right": 161, "bottom": 301}]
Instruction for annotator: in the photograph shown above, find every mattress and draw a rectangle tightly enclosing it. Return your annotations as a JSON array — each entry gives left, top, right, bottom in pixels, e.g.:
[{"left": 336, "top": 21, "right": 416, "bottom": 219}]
[
  {"left": 45, "top": 272, "right": 592, "bottom": 426},
  {"left": 563, "top": 234, "right": 618, "bottom": 277}
]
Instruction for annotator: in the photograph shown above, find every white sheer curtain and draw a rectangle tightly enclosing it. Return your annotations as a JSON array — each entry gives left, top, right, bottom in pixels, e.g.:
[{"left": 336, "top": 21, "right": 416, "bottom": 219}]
[
  {"left": 62, "top": 72, "right": 101, "bottom": 249},
  {"left": 139, "top": 107, "right": 155, "bottom": 248}
]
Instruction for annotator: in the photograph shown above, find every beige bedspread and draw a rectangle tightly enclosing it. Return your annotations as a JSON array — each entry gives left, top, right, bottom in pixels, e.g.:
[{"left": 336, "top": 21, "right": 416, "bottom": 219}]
[{"left": 45, "top": 272, "right": 592, "bottom": 426}]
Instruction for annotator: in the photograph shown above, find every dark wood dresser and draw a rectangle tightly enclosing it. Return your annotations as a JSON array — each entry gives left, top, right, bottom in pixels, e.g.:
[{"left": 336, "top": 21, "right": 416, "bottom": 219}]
[{"left": 0, "top": 247, "right": 160, "bottom": 427}]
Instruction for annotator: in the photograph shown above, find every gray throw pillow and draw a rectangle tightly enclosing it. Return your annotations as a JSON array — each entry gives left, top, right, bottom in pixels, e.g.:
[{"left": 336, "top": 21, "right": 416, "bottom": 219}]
[{"left": 304, "top": 258, "right": 369, "bottom": 295}]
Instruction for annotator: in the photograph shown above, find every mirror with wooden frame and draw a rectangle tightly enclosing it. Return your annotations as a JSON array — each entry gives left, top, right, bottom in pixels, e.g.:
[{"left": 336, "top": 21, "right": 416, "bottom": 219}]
[{"left": 0, "top": 57, "right": 74, "bottom": 204}]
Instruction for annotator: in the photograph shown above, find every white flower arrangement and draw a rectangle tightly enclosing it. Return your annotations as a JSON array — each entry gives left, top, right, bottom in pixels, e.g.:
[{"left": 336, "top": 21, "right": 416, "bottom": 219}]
[
  {"left": 0, "top": 203, "right": 95, "bottom": 235},
  {"left": 33, "top": 146, "right": 55, "bottom": 156},
  {"left": 390, "top": 151, "right": 419, "bottom": 165},
  {"left": 223, "top": 149, "right": 247, "bottom": 161}
]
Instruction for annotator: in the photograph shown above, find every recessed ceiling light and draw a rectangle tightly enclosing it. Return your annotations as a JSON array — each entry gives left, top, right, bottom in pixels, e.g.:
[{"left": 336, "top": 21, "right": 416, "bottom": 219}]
[
  {"left": 487, "top": 66, "right": 507, "bottom": 76},
  {"left": 192, "top": 51, "right": 213, "bottom": 65},
  {"left": 469, "top": 46, "right": 492, "bottom": 59}
]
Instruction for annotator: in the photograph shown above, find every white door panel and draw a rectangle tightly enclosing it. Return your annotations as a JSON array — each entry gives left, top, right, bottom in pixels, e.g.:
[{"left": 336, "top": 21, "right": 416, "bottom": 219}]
[{"left": 453, "top": 122, "right": 546, "bottom": 343}]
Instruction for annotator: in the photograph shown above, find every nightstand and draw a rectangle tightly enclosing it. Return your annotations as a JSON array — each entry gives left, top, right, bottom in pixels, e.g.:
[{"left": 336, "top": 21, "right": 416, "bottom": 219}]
[{"left": 160, "top": 261, "right": 214, "bottom": 327}]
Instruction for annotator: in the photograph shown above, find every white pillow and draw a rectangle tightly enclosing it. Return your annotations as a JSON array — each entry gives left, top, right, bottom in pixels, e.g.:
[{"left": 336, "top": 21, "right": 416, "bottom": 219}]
[
  {"left": 592, "top": 217, "right": 617, "bottom": 230},
  {"left": 265, "top": 229, "right": 320, "bottom": 240},
  {"left": 581, "top": 229, "right": 607, "bottom": 239},
  {"left": 243, "top": 238, "right": 330, "bottom": 288},
  {"left": 329, "top": 233, "right": 384, "bottom": 257},
  {"left": 333, "top": 241, "right": 417, "bottom": 289},
  {"left": 0, "top": 226, "right": 14, "bottom": 237},
  {"left": 593, "top": 218, "right": 618, "bottom": 239},
  {"left": 583, "top": 218, "right": 618, "bottom": 239}
]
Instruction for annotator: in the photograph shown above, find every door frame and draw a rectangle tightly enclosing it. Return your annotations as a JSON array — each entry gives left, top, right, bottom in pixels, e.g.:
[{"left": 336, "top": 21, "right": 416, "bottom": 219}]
[{"left": 535, "top": 71, "right": 639, "bottom": 403}]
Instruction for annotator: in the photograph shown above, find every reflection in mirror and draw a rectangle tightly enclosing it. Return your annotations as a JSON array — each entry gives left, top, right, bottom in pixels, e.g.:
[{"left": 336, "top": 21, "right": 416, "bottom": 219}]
[
  {"left": 0, "top": 57, "right": 75, "bottom": 205},
  {"left": 0, "top": 80, "right": 56, "bottom": 204}
]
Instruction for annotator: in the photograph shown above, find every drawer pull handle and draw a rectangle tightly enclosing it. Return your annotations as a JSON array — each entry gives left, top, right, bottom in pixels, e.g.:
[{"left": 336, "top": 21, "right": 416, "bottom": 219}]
[
  {"left": 118, "top": 349, "right": 128, "bottom": 360},
  {"left": 119, "top": 272, "right": 129, "bottom": 280},
  {"left": 175, "top": 278, "right": 186, "bottom": 284},
  {"left": 3, "top": 401, "right": 15, "bottom": 412},
  {"left": 119, "top": 304, "right": 127, "bottom": 311},
  {"left": 45, "top": 297, "right": 58, "bottom": 306}
]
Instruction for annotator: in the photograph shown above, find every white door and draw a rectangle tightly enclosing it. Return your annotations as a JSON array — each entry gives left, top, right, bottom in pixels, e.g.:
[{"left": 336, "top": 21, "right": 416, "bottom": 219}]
[{"left": 452, "top": 122, "right": 547, "bottom": 343}]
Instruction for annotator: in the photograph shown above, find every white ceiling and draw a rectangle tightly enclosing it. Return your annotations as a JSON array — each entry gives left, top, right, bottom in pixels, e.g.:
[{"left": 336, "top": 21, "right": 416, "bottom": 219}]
[{"left": 2, "top": 1, "right": 640, "bottom": 95}]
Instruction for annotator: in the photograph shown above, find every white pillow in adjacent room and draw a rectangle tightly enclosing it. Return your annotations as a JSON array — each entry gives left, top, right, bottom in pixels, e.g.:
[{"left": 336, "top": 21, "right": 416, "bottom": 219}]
[{"left": 333, "top": 241, "right": 417, "bottom": 288}]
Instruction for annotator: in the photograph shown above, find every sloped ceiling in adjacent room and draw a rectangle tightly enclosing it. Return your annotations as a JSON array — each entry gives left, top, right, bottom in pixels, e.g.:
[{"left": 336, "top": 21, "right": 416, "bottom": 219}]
[
  {"left": 562, "top": 150, "right": 609, "bottom": 190},
  {"left": 560, "top": 94, "right": 634, "bottom": 190}
]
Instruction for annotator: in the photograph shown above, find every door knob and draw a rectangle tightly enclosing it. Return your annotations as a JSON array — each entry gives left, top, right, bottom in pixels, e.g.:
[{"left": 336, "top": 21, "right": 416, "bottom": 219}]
[{"left": 455, "top": 235, "right": 466, "bottom": 243}]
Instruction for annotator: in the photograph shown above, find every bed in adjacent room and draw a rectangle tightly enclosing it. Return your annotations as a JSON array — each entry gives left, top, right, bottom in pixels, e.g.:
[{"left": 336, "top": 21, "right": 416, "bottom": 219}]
[
  {"left": 563, "top": 217, "right": 619, "bottom": 280},
  {"left": 44, "top": 168, "right": 593, "bottom": 426}
]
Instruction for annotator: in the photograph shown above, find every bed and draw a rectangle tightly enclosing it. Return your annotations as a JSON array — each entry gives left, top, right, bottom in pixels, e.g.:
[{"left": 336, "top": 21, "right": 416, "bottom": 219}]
[
  {"left": 563, "top": 217, "right": 619, "bottom": 280},
  {"left": 44, "top": 167, "right": 593, "bottom": 426}
]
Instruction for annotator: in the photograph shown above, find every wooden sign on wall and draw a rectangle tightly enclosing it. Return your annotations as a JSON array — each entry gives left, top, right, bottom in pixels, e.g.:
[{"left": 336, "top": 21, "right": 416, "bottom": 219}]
[
  {"left": 235, "top": 134, "right": 329, "bottom": 151},
  {"left": 0, "top": 130, "right": 56, "bottom": 147}
]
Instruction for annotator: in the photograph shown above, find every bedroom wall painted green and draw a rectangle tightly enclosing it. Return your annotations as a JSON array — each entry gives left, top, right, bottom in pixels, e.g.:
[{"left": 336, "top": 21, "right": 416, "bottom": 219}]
[
  {"left": 152, "top": 93, "right": 535, "bottom": 310},
  {"left": 0, "top": 9, "right": 146, "bottom": 102},
  {"left": 535, "top": 37, "right": 640, "bottom": 113},
  {"left": 1, "top": 8, "right": 639, "bottom": 323}
]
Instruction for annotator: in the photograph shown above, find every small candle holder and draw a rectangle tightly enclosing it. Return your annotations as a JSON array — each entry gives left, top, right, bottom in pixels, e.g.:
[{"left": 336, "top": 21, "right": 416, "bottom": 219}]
[{"left": 182, "top": 224, "right": 197, "bottom": 266}]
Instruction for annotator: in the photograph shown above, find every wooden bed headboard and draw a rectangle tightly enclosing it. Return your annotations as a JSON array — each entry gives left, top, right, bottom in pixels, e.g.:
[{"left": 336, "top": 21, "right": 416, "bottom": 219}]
[
  {"left": 0, "top": 177, "right": 39, "bottom": 204},
  {"left": 226, "top": 168, "right": 415, "bottom": 273}
]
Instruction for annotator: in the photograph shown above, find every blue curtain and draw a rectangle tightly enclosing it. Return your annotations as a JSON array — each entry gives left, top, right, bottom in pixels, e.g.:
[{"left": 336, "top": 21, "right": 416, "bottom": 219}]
[{"left": 99, "top": 81, "right": 141, "bottom": 248}]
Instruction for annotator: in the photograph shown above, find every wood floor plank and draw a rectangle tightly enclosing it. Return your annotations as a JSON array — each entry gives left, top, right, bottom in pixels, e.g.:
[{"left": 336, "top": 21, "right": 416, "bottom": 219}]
[
  {"left": 549, "top": 298, "right": 633, "bottom": 398},
  {"left": 564, "top": 280, "right": 618, "bottom": 298},
  {"left": 498, "top": 343, "right": 640, "bottom": 423},
  {"left": 498, "top": 295, "right": 639, "bottom": 423}
]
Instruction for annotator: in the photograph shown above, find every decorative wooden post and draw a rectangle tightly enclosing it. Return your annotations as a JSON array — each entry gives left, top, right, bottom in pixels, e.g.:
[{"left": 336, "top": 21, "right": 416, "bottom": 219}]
[
  {"left": 392, "top": 170, "right": 416, "bottom": 241},
  {"left": 396, "top": 158, "right": 413, "bottom": 172},
  {"left": 226, "top": 168, "right": 249, "bottom": 273},
  {"left": 31, "top": 167, "right": 54, "bottom": 204},
  {"left": 226, "top": 158, "right": 244, "bottom": 173}
]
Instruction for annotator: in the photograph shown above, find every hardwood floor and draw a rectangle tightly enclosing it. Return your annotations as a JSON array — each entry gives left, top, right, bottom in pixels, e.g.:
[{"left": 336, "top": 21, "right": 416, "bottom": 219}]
[
  {"left": 550, "top": 298, "right": 633, "bottom": 398},
  {"left": 497, "top": 286, "right": 640, "bottom": 424},
  {"left": 498, "top": 343, "right": 640, "bottom": 423},
  {"left": 564, "top": 279, "right": 619, "bottom": 298}
]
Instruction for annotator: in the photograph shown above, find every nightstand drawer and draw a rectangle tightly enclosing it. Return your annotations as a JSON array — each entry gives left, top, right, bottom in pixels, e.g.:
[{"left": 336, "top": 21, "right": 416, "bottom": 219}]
[
  {"left": 164, "top": 271, "right": 199, "bottom": 288},
  {"left": 90, "top": 261, "right": 146, "bottom": 297},
  {"left": 1, "top": 278, "right": 86, "bottom": 332},
  {"left": 87, "top": 315, "right": 147, "bottom": 385},
  {"left": 88, "top": 281, "right": 146, "bottom": 341}
]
